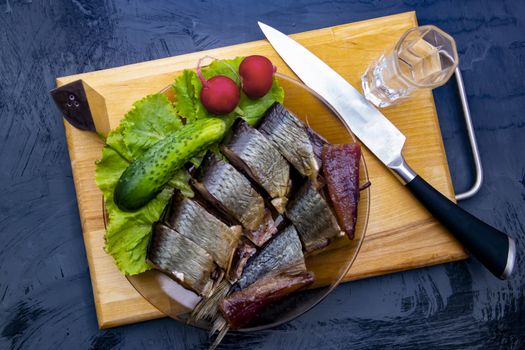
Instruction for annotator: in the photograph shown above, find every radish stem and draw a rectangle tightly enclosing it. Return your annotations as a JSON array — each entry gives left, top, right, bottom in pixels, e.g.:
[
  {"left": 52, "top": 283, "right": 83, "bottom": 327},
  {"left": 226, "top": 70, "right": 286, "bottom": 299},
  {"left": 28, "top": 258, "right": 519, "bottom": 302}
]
[
  {"left": 219, "top": 59, "right": 241, "bottom": 85},
  {"left": 234, "top": 106, "right": 245, "bottom": 116},
  {"left": 196, "top": 57, "right": 209, "bottom": 88}
]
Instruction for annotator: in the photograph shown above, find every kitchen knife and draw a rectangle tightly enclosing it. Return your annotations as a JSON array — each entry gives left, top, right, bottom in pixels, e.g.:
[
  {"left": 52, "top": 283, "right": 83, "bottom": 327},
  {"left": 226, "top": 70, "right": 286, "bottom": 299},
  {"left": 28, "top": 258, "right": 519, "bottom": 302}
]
[{"left": 258, "top": 22, "right": 516, "bottom": 279}]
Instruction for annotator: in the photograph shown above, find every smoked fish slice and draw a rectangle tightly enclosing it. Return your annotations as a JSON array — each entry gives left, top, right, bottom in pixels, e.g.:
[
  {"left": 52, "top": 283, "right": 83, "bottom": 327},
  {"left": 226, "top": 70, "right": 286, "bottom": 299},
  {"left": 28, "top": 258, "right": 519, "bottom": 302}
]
[
  {"left": 167, "top": 195, "right": 242, "bottom": 270},
  {"left": 147, "top": 223, "right": 217, "bottom": 296},
  {"left": 193, "top": 153, "right": 265, "bottom": 231},
  {"left": 321, "top": 143, "right": 361, "bottom": 239},
  {"left": 237, "top": 224, "right": 305, "bottom": 289},
  {"left": 286, "top": 181, "right": 344, "bottom": 252},
  {"left": 258, "top": 104, "right": 319, "bottom": 181},
  {"left": 220, "top": 271, "right": 315, "bottom": 329},
  {"left": 221, "top": 120, "right": 291, "bottom": 213}
]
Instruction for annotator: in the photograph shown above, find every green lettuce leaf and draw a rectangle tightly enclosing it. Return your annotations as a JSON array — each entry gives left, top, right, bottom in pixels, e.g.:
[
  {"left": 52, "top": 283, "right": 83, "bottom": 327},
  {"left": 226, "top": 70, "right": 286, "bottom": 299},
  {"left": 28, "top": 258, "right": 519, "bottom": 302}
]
[
  {"left": 104, "top": 185, "right": 173, "bottom": 275},
  {"left": 95, "top": 146, "right": 129, "bottom": 213},
  {"left": 240, "top": 76, "right": 284, "bottom": 125},
  {"left": 173, "top": 69, "right": 200, "bottom": 122},
  {"left": 168, "top": 168, "right": 194, "bottom": 198},
  {"left": 203, "top": 57, "right": 244, "bottom": 83},
  {"left": 96, "top": 145, "right": 172, "bottom": 275},
  {"left": 95, "top": 93, "right": 185, "bottom": 275},
  {"left": 121, "top": 94, "right": 182, "bottom": 158},
  {"left": 105, "top": 126, "right": 133, "bottom": 162}
]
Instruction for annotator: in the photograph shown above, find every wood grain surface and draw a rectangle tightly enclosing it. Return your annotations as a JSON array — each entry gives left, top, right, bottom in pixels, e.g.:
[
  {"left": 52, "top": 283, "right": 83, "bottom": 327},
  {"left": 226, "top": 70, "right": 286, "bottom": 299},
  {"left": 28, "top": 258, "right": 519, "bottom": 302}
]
[
  {"left": 56, "top": 11, "right": 466, "bottom": 329},
  {"left": 1, "top": 1, "right": 524, "bottom": 349}
]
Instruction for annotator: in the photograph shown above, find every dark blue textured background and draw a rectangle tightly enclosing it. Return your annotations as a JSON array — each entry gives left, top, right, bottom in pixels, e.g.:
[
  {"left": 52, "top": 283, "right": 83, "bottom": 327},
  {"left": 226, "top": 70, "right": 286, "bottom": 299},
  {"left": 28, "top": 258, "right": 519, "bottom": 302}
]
[{"left": 1, "top": 1, "right": 524, "bottom": 349}]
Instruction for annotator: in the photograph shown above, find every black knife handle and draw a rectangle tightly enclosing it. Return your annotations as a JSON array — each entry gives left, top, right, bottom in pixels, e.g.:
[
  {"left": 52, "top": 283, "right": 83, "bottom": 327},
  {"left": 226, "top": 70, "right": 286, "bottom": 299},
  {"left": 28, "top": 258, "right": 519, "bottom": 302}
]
[{"left": 406, "top": 175, "right": 516, "bottom": 279}]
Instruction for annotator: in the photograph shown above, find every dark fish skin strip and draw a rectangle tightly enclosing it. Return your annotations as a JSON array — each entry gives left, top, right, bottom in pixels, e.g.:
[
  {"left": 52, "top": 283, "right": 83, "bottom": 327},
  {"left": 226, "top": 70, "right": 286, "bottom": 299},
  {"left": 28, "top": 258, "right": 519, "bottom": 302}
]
[
  {"left": 222, "top": 121, "right": 291, "bottom": 213},
  {"left": 306, "top": 126, "right": 328, "bottom": 170},
  {"left": 227, "top": 239, "right": 257, "bottom": 282},
  {"left": 243, "top": 209, "right": 279, "bottom": 247},
  {"left": 321, "top": 143, "right": 361, "bottom": 239},
  {"left": 237, "top": 224, "right": 305, "bottom": 289},
  {"left": 147, "top": 223, "right": 216, "bottom": 296},
  {"left": 193, "top": 153, "right": 265, "bottom": 231},
  {"left": 258, "top": 104, "right": 319, "bottom": 181},
  {"left": 167, "top": 195, "right": 242, "bottom": 270},
  {"left": 220, "top": 271, "right": 315, "bottom": 329},
  {"left": 286, "top": 181, "right": 343, "bottom": 252}
]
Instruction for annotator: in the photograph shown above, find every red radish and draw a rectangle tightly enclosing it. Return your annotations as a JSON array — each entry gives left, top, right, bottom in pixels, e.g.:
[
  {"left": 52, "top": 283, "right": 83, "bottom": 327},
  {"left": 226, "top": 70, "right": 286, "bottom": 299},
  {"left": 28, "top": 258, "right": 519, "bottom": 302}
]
[
  {"left": 197, "top": 59, "right": 240, "bottom": 115},
  {"left": 239, "top": 55, "right": 275, "bottom": 99}
]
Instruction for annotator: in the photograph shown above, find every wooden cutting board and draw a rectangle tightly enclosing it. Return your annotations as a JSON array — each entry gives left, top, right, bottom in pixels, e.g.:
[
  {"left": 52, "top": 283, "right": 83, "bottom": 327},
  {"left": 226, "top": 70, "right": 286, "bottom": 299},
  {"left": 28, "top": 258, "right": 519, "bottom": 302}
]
[{"left": 56, "top": 11, "right": 467, "bottom": 329}]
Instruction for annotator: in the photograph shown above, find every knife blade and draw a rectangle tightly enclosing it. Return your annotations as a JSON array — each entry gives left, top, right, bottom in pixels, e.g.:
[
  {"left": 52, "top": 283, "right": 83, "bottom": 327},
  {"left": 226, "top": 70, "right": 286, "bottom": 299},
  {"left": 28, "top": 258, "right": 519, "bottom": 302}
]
[{"left": 259, "top": 21, "right": 516, "bottom": 279}]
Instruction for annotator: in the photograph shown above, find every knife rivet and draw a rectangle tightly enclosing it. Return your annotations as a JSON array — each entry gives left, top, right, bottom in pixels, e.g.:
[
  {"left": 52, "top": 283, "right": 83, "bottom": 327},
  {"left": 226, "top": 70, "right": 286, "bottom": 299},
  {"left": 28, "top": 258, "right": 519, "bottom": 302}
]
[
  {"left": 66, "top": 101, "right": 72, "bottom": 107},
  {"left": 74, "top": 101, "right": 79, "bottom": 107},
  {"left": 69, "top": 94, "right": 75, "bottom": 101}
]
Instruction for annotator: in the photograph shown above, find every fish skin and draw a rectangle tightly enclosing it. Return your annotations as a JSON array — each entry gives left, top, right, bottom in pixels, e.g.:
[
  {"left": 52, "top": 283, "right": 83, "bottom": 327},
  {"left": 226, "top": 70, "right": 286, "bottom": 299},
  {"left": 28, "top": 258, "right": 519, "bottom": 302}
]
[
  {"left": 258, "top": 104, "right": 319, "bottom": 181},
  {"left": 228, "top": 239, "right": 257, "bottom": 282},
  {"left": 220, "top": 271, "right": 315, "bottom": 329},
  {"left": 193, "top": 154, "right": 265, "bottom": 231},
  {"left": 222, "top": 121, "right": 290, "bottom": 213},
  {"left": 167, "top": 195, "right": 242, "bottom": 270},
  {"left": 321, "top": 143, "right": 361, "bottom": 239},
  {"left": 306, "top": 126, "right": 328, "bottom": 172},
  {"left": 286, "top": 181, "right": 343, "bottom": 252},
  {"left": 237, "top": 224, "right": 305, "bottom": 289},
  {"left": 243, "top": 209, "right": 279, "bottom": 247},
  {"left": 147, "top": 223, "right": 217, "bottom": 296}
]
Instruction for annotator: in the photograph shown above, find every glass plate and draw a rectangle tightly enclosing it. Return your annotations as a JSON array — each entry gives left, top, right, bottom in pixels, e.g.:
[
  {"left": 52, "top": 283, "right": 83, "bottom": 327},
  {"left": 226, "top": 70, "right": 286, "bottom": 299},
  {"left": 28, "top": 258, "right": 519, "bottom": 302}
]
[{"left": 105, "top": 73, "right": 370, "bottom": 331}]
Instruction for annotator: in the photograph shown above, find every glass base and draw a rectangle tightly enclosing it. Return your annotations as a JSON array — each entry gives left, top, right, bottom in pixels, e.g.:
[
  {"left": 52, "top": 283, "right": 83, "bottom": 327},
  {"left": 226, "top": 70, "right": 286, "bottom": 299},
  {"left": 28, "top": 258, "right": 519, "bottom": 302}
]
[
  {"left": 361, "top": 74, "right": 395, "bottom": 108},
  {"left": 360, "top": 55, "right": 412, "bottom": 108}
]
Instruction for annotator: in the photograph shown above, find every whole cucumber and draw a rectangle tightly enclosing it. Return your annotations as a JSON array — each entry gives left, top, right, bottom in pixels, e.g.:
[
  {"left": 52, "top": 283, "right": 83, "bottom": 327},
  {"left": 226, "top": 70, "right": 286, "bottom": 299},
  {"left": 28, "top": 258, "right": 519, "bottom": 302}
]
[{"left": 114, "top": 118, "right": 226, "bottom": 211}]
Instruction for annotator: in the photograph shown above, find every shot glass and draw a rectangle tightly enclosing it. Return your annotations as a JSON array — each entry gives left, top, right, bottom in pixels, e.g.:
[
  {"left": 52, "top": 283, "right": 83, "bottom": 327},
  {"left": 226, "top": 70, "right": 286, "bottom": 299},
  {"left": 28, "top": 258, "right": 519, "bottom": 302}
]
[{"left": 361, "top": 25, "right": 459, "bottom": 108}]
